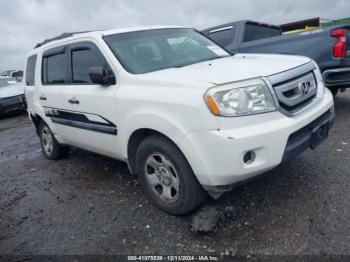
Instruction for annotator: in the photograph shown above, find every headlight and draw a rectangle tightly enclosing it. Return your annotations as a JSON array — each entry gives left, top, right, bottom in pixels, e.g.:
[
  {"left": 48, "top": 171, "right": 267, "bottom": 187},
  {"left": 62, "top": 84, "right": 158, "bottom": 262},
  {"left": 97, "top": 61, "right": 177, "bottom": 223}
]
[{"left": 204, "top": 78, "right": 277, "bottom": 117}]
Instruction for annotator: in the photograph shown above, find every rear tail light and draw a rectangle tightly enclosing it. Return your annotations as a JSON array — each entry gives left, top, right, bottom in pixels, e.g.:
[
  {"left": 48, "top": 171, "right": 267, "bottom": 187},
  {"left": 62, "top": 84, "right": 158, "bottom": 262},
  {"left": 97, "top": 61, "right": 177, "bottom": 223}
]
[{"left": 331, "top": 29, "right": 347, "bottom": 58}]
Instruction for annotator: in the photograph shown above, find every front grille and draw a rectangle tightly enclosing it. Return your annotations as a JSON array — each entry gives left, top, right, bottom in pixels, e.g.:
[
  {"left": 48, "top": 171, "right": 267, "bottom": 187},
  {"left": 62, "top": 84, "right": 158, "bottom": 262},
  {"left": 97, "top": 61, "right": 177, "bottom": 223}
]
[
  {"left": 267, "top": 62, "right": 319, "bottom": 116},
  {"left": 279, "top": 95, "right": 315, "bottom": 112}
]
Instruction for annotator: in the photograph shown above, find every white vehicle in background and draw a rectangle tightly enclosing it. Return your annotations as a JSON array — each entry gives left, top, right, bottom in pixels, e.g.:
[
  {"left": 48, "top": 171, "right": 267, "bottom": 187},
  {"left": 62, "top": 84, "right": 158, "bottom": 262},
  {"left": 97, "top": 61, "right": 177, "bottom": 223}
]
[
  {"left": 1, "top": 70, "right": 16, "bottom": 77},
  {"left": 1, "top": 70, "right": 24, "bottom": 82},
  {"left": 0, "top": 78, "right": 26, "bottom": 115},
  {"left": 25, "top": 26, "right": 334, "bottom": 215}
]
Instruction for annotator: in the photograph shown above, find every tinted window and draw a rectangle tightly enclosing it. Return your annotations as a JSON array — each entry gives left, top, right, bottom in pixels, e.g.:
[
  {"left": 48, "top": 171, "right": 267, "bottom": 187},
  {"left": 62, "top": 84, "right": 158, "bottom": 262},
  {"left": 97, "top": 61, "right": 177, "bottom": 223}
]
[
  {"left": 104, "top": 28, "right": 229, "bottom": 74},
  {"left": 209, "top": 27, "right": 235, "bottom": 47},
  {"left": 72, "top": 49, "right": 103, "bottom": 84},
  {"left": 244, "top": 24, "right": 281, "bottom": 42},
  {"left": 26, "top": 55, "right": 37, "bottom": 86},
  {"left": 42, "top": 52, "right": 66, "bottom": 84}
]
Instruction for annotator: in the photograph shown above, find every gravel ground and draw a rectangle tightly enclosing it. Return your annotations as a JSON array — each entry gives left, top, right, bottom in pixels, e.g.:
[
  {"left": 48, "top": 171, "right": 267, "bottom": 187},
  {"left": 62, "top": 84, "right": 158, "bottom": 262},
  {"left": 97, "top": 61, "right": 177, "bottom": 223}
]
[{"left": 0, "top": 91, "right": 350, "bottom": 256}]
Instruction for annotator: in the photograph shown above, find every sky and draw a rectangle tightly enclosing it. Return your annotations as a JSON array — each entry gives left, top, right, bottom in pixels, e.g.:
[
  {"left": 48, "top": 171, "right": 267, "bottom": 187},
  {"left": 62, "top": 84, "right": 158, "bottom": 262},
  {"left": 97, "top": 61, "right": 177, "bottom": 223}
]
[{"left": 1, "top": 0, "right": 349, "bottom": 72}]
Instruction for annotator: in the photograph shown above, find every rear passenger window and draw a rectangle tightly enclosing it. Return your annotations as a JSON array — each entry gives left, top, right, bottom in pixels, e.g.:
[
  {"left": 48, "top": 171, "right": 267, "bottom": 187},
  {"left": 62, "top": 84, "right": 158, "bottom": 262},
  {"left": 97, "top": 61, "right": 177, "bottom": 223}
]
[
  {"left": 42, "top": 52, "right": 66, "bottom": 84},
  {"left": 26, "top": 55, "right": 37, "bottom": 86},
  {"left": 72, "top": 49, "right": 103, "bottom": 84},
  {"left": 209, "top": 27, "right": 235, "bottom": 47}
]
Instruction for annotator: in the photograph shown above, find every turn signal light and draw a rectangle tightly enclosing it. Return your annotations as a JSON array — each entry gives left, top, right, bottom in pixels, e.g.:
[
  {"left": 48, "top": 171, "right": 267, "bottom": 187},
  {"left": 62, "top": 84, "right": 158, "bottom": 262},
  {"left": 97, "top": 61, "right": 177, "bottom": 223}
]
[{"left": 204, "top": 95, "right": 221, "bottom": 116}]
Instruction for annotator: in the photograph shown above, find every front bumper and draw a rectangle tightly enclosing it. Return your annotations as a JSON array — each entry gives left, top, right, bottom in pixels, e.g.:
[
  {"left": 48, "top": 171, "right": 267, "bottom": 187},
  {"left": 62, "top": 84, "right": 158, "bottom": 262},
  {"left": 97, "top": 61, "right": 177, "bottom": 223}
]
[
  {"left": 0, "top": 95, "right": 26, "bottom": 115},
  {"left": 281, "top": 109, "right": 334, "bottom": 162},
  {"left": 179, "top": 89, "right": 334, "bottom": 187}
]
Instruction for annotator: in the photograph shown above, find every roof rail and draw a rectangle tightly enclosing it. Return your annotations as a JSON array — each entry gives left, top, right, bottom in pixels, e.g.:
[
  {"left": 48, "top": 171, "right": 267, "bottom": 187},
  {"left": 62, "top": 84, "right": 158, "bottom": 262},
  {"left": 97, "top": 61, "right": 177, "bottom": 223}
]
[{"left": 34, "top": 31, "right": 94, "bottom": 49}]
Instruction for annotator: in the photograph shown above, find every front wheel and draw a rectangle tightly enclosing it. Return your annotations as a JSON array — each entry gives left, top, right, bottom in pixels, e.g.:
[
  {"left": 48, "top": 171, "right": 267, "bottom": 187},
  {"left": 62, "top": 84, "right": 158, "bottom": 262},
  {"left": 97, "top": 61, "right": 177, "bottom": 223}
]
[
  {"left": 38, "top": 122, "right": 68, "bottom": 160},
  {"left": 135, "top": 135, "right": 206, "bottom": 215}
]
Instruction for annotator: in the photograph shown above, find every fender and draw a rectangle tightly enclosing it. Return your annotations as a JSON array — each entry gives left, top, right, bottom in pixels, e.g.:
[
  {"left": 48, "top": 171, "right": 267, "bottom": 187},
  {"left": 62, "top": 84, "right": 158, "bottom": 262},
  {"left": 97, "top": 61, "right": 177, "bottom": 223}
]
[{"left": 121, "top": 110, "right": 189, "bottom": 159}]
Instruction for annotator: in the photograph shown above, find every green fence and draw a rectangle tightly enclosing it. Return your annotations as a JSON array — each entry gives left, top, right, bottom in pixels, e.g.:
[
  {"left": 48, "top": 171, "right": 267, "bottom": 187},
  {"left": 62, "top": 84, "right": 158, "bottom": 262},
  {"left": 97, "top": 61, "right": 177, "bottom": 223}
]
[{"left": 322, "top": 17, "right": 350, "bottom": 27}]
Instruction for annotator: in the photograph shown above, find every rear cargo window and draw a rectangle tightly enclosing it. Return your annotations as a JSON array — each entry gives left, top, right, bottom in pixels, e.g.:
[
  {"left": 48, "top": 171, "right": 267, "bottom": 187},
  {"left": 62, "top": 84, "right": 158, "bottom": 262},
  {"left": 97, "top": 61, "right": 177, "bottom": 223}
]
[
  {"left": 209, "top": 26, "right": 235, "bottom": 47},
  {"left": 25, "top": 55, "right": 37, "bottom": 86},
  {"left": 244, "top": 23, "right": 281, "bottom": 42}
]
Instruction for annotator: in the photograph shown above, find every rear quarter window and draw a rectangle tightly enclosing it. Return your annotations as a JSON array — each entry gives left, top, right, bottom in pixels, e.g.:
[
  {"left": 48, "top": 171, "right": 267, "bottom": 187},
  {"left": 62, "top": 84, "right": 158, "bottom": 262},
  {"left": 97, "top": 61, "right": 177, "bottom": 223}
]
[{"left": 25, "top": 55, "right": 37, "bottom": 86}]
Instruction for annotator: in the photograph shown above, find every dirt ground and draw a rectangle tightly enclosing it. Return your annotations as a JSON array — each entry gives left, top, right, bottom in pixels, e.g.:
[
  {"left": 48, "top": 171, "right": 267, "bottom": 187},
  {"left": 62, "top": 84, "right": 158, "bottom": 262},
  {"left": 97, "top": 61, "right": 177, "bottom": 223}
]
[{"left": 1, "top": 91, "right": 350, "bottom": 256}]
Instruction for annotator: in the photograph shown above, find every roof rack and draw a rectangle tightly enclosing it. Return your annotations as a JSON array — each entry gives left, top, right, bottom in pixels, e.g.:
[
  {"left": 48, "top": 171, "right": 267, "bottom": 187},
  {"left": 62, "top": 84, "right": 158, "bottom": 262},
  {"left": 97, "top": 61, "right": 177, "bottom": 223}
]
[{"left": 34, "top": 31, "right": 94, "bottom": 49}]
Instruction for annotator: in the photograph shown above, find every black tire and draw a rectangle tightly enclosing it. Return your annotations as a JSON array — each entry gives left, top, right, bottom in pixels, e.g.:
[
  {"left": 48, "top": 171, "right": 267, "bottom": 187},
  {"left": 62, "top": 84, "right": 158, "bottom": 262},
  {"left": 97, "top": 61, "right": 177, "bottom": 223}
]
[
  {"left": 329, "top": 87, "right": 339, "bottom": 97},
  {"left": 135, "top": 135, "right": 206, "bottom": 215},
  {"left": 38, "top": 121, "right": 69, "bottom": 160}
]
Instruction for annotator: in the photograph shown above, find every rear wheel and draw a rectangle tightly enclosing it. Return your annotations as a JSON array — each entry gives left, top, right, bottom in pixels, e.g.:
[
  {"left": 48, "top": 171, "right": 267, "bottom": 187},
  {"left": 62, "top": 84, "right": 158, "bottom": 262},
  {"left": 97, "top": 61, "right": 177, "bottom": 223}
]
[
  {"left": 39, "top": 122, "right": 68, "bottom": 160},
  {"left": 135, "top": 135, "right": 206, "bottom": 215}
]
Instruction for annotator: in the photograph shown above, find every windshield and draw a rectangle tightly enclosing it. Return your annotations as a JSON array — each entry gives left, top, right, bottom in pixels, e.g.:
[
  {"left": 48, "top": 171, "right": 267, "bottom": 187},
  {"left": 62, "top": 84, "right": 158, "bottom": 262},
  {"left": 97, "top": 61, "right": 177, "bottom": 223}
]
[
  {"left": 0, "top": 78, "right": 17, "bottom": 88},
  {"left": 104, "top": 28, "right": 230, "bottom": 74}
]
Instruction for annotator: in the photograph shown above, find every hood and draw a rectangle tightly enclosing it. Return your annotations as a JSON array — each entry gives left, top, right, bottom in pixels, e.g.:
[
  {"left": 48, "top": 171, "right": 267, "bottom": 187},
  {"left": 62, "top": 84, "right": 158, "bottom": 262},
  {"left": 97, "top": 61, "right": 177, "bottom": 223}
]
[
  {"left": 0, "top": 82, "right": 24, "bottom": 98},
  {"left": 139, "top": 53, "right": 311, "bottom": 86}
]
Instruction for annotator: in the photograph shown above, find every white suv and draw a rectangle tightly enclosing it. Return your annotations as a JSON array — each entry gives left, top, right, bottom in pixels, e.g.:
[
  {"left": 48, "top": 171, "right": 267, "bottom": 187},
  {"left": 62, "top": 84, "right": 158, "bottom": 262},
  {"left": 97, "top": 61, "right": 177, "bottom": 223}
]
[{"left": 24, "top": 26, "right": 334, "bottom": 215}]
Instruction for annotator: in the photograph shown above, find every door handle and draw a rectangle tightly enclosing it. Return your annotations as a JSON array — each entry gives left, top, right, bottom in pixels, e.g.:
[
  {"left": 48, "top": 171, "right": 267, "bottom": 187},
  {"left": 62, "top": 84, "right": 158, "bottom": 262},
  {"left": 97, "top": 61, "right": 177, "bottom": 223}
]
[
  {"left": 39, "top": 95, "right": 47, "bottom": 101},
  {"left": 68, "top": 97, "right": 80, "bottom": 104}
]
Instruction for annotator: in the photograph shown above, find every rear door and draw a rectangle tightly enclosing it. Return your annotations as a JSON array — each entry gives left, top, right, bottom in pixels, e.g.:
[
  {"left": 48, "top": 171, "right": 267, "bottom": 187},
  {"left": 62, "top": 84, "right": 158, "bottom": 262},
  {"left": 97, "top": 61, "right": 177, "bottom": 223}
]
[{"left": 39, "top": 45, "right": 72, "bottom": 137}]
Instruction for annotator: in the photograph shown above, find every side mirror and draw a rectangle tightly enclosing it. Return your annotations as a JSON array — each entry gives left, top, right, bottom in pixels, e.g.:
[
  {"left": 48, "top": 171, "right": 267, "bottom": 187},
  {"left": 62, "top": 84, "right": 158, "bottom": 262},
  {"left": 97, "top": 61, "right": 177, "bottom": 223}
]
[{"left": 88, "top": 66, "right": 115, "bottom": 86}]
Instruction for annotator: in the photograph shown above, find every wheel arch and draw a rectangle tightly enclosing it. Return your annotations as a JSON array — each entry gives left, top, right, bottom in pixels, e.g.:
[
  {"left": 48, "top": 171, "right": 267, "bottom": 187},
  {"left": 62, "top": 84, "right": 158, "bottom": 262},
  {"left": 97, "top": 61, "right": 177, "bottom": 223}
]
[
  {"left": 121, "top": 112, "right": 189, "bottom": 174},
  {"left": 126, "top": 127, "right": 188, "bottom": 175},
  {"left": 29, "top": 112, "right": 44, "bottom": 135}
]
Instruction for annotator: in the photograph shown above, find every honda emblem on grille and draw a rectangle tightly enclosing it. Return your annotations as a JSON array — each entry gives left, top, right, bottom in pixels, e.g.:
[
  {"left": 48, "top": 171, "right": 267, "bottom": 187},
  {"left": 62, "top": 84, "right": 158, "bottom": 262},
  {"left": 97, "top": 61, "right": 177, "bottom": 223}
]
[{"left": 299, "top": 81, "right": 311, "bottom": 95}]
